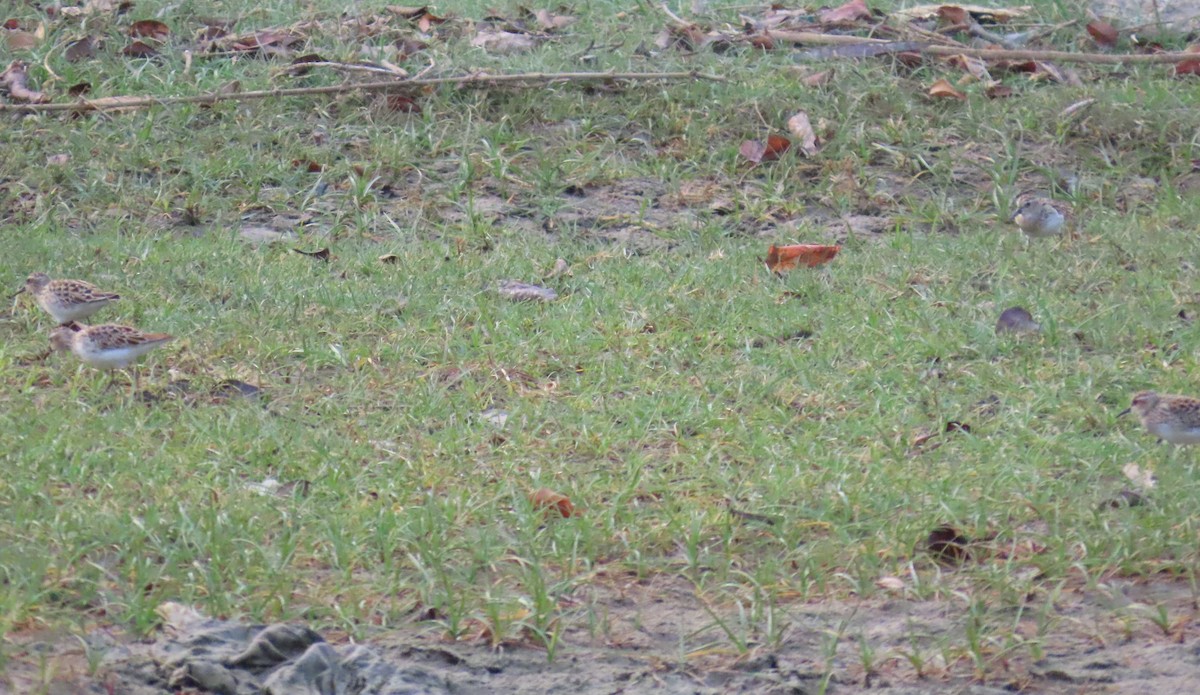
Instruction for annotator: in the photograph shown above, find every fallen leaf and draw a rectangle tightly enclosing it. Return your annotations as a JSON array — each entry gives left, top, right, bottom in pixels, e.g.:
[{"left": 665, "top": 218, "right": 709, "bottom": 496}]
[
  {"left": 46, "top": 153, "right": 71, "bottom": 165},
  {"left": 395, "top": 37, "right": 428, "bottom": 58},
  {"left": 786, "top": 111, "right": 820, "bottom": 157},
  {"left": 534, "top": 8, "right": 575, "bottom": 30},
  {"left": 67, "top": 82, "right": 92, "bottom": 96},
  {"left": 129, "top": 19, "right": 169, "bottom": 40},
  {"left": 379, "top": 254, "right": 400, "bottom": 264},
  {"left": 545, "top": 258, "right": 569, "bottom": 278},
  {"left": 65, "top": 37, "right": 97, "bottom": 62},
  {"left": 876, "top": 576, "right": 906, "bottom": 592},
  {"left": 529, "top": 488, "right": 575, "bottom": 518},
  {"left": 925, "top": 524, "right": 971, "bottom": 564},
  {"left": 291, "top": 159, "right": 323, "bottom": 172},
  {"left": 764, "top": 243, "right": 840, "bottom": 272},
  {"left": 1175, "top": 45, "right": 1200, "bottom": 76},
  {"left": 928, "top": 78, "right": 966, "bottom": 99},
  {"left": 995, "top": 306, "right": 1040, "bottom": 335},
  {"left": 122, "top": 40, "right": 158, "bottom": 57},
  {"left": 6, "top": 30, "right": 39, "bottom": 51},
  {"left": 1086, "top": 19, "right": 1117, "bottom": 48},
  {"left": 2, "top": 19, "right": 18, "bottom": 30},
  {"left": 1122, "top": 462, "right": 1157, "bottom": 490},
  {"left": 819, "top": 0, "right": 872, "bottom": 24},
  {"left": 892, "top": 3, "right": 1027, "bottom": 22},
  {"left": 799, "top": 68, "right": 833, "bottom": 87},
  {"left": 936, "top": 5, "right": 969, "bottom": 25},
  {"left": 471, "top": 29, "right": 537, "bottom": 54},
  {"left": 292, "top": 247, "right": 331, "bottom": 261},
  {"left": 385, "top": 94, "right": 421, "bottom": 112},
  {"left": 946, "top": 54, "right": 991, "bottom": 81},
  {"left": 739, "top": 134, "right": 791, "bottom": 164},
  {"left": 386, "top": 6, "right": 431, "bottom": 19},
  {"left": 0, "top": 61, "right": 47, "bottom": 103},
  {"left": 288, "top": 53, "right": 324, "bottom": 75},
  {"left": 985, "top": 83, "right": 1014, "bottom": 98},
  {"left": 497, "top": 280, "right": 558, "bottom": 302}
]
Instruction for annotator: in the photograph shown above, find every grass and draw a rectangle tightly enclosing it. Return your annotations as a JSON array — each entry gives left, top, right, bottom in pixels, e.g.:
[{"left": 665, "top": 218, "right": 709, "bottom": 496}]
[{"left": 4, "top": 0, "right": 1200, "bottom": 684}]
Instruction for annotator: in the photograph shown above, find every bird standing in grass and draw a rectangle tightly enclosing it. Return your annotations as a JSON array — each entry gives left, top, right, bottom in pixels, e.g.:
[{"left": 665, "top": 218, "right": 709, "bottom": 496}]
[
  {"left": 1119, "top": 391, "right": 1200, "bottom": 462},
  {"left": 1011, "top": 195, "right": 1072, "bottom": 240},
  {"left": 16, "top": 273, "right": 121, "bottom": 325},
  {"left": 50, "top": 323, "right": 174, "bottom": 395}
]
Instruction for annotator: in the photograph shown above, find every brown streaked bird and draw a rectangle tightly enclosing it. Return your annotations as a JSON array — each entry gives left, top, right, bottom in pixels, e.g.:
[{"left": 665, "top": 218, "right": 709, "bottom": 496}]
[
  {"left": 1119, "top": 391, "right": 1200, "bottom": 446},
  {"left": 17, "top": 273, "right": 120, "bottom": 325},
  {"left": 50, "top": 323, "right": 174, "bottom": 394},
  {"left": 1010, "top": 194, "right": 1072, "bottom": 240}
]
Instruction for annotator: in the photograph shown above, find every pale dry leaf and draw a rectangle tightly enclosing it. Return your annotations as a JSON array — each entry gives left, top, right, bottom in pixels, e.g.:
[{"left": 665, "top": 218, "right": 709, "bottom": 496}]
[
  {"left": 786, "top": 110, "right": 820, "bottom": 157},
  {"left": 471, "top": 29, "right": 537, "bottom": 54},
  {"left": 534, "top": 8, "right": 575, "bottom": 30},
  {"left": 876, "top": 576, "right": 906, "bottom": 592},
  {"left": 46, "top": 153, "right": 71, "bottom": 165},
  {"left": 497, "top": 280, "right": 558, "bottom": 302},
  {"left": 6, "top": 30, "right": 39, "bottom": 51},
  {"left": 1122, "top": 462, "right": 1157, "bottom": 490},
  {"left": 545, "top": 258, "right": 570, "bottom": 278}
]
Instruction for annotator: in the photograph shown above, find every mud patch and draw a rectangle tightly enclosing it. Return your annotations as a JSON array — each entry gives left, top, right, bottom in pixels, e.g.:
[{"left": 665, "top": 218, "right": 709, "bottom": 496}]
[{"left": 10, "top": 575, "right": 1200, "bottom": 694}]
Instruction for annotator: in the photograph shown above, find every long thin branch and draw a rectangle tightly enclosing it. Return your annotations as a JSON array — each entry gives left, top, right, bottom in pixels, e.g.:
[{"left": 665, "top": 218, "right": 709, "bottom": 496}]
[
  {"left": 777, "top": 33, "right": 1200, "bottom": 64},
  {"left": 0, "top": 69, "right": 722, "bottom": 113}
]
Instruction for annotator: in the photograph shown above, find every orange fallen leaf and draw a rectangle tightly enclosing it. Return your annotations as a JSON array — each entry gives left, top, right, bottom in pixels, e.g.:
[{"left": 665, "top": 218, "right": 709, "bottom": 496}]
[
  {"left": 529, "top": 488, "right": 575, "bottom": 518},
  {"left": 739, "top": 134, "right": 791, "bottom": 164},
  {"left": 1176, "top": 45, "right": 1200, "bottom": 76},
  {"left": 129, "top": 19, "right": 169, "bottom": 40},
  {"left": 1085, "top": 19, "right": 1117, "bottom": 48},
  {"left": 799, "top": 68, "right": 833, "bottom": 87},
  {"left": 936, "top": 5, "right": 969, "bottom": 25},
  {"left": 764, "top": 244, "right": 840, "bottom": 272},
  {"left": 928, "top": 78, "right": 966, "bottom": 99}
]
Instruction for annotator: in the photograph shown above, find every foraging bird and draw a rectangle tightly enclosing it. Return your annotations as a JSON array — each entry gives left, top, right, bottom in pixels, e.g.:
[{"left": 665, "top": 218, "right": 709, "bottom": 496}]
[
  {"left": 16, "top": 273, "right": 120, "bottom": 325},
  {"left": 1119, "top": 391, "right": 1200, "bottom": 446},
  {"left": 50, "top": 323, "right": 174, "bottom": 394},
  {"left": 1010, "top": 196, "right": 1072, "bottom": 239}
]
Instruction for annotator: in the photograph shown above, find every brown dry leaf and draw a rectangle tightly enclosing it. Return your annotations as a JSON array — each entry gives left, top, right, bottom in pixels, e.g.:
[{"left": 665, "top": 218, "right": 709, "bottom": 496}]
[
  {"left": 925, "top": 524, "right": 971, "bottom": 564},
  {"left": 0, "top": 61, "right": 47, "bottom": 103},
  {"left": 739, "top": 134, "right": 791, "bottom": 164},
  {"left": 1176, "top": 45, "right": 1200, "bottom": 76},
  {"left": 291, "top": 159, "right": 323, "bottom": 172},
  {"left": 123, "top": 40, "right": 158, "bottom": 57},
  {"left": 946, "top": 53, "right": 991, "bottom": 81},
  {"left": 799, "top": 68, "right": 833, "bottom": 87},
  {"left": 529, "top": 488, "right": 575, "bottom": 518},
  {"left": 785, "top": 111, "right": 820, "bottom": 157},
  {"left": 936, "top": 5, "right": 969, "bottom": 25},
  {"left": 985, "top": 83, "right": 1013, "bottom": 98},
  {"left": 387, "top": 6, "right": 430, "bottom": 18},
  {"left": 416, "top": 12, "right": 447, "bottom": 33},
  {"left": 471, "top": 29, "right": 537, "bottom": 54},
  {"left": 928, "top": 77, "right": 966, "bottom": 99},
  {"left": 385, "top": 94, "right": 421, "bottom": 112},
  {"left": 892, "top": 3, "right": 1028, "bottom": 21},
  {"left": 2, "top": 19, "right": 18, "bottom": 30},
  {"left": 395, "top": 37, "right": 428, "bottom": 58},
  {"left": 67, "top": 82, "right": 91, "bottom": 96},
  {"left": 65, "top": 37, "right": 97, "bottom": 62},
  {"left": 819, "top": 0, "right": 872, "bottom": 23},
  {"left": 227, "top": 30, "right": 300, "bottom": 55},
  {"left": 534, "top": 8, "right": 575, "bottom": 30},
  {"left": 129, "top": 19, "right": 169, "bottom": 40},
  {"left": 379, "top": 254, "right": 400, "bottom": 264},
  {"left": 764, "top": 243, "right": 840, "bottom": 272},
  {"left": 1086, "top": 19, "right": 1117, "bottom": 48},
  {"left": 6, "top": 30, "right": 39, "bottom": 51}
]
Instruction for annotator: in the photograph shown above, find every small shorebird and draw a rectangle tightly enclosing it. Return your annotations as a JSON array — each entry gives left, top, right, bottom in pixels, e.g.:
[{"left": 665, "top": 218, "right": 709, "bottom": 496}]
[
  {"left": 50, "top": 323, "right": 174, "bottom": 394},
  {"left": 1120, "top": 391, "right": 1200, "bottom": 465},
  {"left": 16, "top": 273, "right": 120, "bottom": 325},
  {"left": 1011, "top": 195, "right": 1072, "bottom": 240}
]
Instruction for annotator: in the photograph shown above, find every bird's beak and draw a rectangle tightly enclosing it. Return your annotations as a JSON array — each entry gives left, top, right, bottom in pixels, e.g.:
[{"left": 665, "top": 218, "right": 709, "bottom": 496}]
[
  {"left": 1117, "top": 407, "right": 1131, "bottom": 417},
  {"left": 9, "top": 287, "right": 24, "bottom": 299}
]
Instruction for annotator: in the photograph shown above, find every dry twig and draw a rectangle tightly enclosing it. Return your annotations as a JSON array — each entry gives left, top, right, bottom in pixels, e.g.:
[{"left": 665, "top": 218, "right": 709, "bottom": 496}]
[{"left": 0, "top": 69, "right": 722, "bottom": 113}]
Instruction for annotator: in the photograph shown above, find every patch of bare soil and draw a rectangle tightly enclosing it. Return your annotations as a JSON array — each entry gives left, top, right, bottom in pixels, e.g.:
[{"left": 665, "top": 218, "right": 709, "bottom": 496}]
[{"left": 7, "top": 574, "right": 1200, "bottom": 694}]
